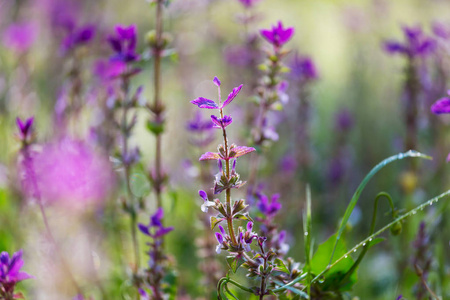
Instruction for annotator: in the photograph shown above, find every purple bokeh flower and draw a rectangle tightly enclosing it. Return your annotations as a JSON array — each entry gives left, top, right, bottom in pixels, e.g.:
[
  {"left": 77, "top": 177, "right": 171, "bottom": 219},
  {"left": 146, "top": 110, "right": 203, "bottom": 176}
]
[
  {"left": 108, "top": 24, "right": 140, "bottom": 63},
  {"left": 138, "top": 208, "right": 174, "bottom": 238},
  {"left": 61, "top": 24, "right": 96, "bottom": 53},
  {"left": 432, "top": 22, "right": 450, "bottom": 40},
  {"left": 2, "top": 22, "right": 37, "bottom": 53},
  {"left": 290, "top": 53, "right": 319, "bottom": 82},
  {"left": 16, "top": 117, "right": 34, "bottom": 142},
  {"left": 29, "top": 138, "right": 115, "bottom": 208},
  {"left": 335, "top": 108, "right": 354, "bottom": 132},
  {"left": 384, "top": 25, "right": 436, "bottom": 58},
  {"left": 431, "top": 90, "right": 450, "bottom": 114},
  {"left": 257, "top": 192, "right": 282, "bottom": 218},
  {"left": 0, "top": 250, "right": 32, "bottom": 294},
  {"left": 260, "top": 21, "right": 294, "bottom": 48}
]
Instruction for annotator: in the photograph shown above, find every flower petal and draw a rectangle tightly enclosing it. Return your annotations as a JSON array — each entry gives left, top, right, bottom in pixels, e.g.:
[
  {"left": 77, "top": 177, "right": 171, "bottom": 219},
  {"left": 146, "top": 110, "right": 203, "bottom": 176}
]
[
  {"left": 191, "top": 97, "right": 219, "bottom": 109},
  {"left": 199, "top": 152, "right": 221, "bottom": 161},
  {"left": 431, "top": 97, "right": 450, "bottom": 114},
  {"left": 229, "top": 146, "right": 256, "bottom": 159},
  {"left": 213, "top": 76, "right": 221, "bottom": 87},
  {"left": 221, "top": 85, "right": 243, "bottom": 109}
]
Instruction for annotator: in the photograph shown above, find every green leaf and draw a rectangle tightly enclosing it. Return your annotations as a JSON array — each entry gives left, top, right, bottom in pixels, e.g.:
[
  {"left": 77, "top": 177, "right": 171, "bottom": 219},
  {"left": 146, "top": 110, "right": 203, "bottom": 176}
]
[
  {"left": 226, "top": 256, "right": 245, "bottom": 273},
  {"left": 129, "top": 173, "right": 151, "bottom": 198},
  {"left": 274, "top": 258, "right": 290, "bottom": 274},
  {"left": 146, "top": 120, "right": 164, "bottom": 135},
  {"left": 210, "top": 216, "right": 224, "bottom": 230},
  {"left": 233, "top": 213, "right": 253, "bottom": 222},
  {"left": 330, "top": 151, "right": 430, "bottom": 264},
  {"left": 310, "top": 234, "right": 357, "bottom": 292}
]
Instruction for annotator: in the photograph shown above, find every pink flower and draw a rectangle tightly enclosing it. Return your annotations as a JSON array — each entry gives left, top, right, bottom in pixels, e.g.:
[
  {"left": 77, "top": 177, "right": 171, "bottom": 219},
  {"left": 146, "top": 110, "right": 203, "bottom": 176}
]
[{"left": 32, "top": 138, "right": 115, "bottom": 209}]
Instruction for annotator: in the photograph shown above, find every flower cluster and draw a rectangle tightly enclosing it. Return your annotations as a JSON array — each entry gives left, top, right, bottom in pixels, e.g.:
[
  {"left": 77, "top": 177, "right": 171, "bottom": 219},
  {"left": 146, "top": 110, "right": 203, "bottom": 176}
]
[
  {"left": 0, "top": 250, "right": 32, "bottom": 299},
  {"left": 384, "top": 25, "right": 436, "bottom": 58}
]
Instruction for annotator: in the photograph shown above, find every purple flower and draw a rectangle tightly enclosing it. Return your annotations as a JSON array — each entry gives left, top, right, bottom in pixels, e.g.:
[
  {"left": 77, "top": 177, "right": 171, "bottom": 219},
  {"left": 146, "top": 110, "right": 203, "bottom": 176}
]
[
  {"left": 190, "top": 78, "right": 243, "bottom": 110},
  {"left": 335, "top": 108, "right": 354, "bottom": 132},
  {"left": 383, "top": 25, "right": 436, "bottom": 58},
  {"left": 260, "top": 21, "right": 294, "bottom": 48},
  {"left": 16, "top": 117, "right": 34, "bottom": 142},
  {"left": 61, "top": 24, "right": 96, "bottom": 53},
  {"left": 257, "top": 193, "right": 282, "bottom": 217},
  {"left": 94, "top": 59, "right": 127, "bottom": 81},
  {"left": 2, "top": 22, "right": 37, "bottom": 53},
  {"left": 0, "top": 250, "right": 33, "bottom": 293},
  {"left": 139, "top": 208, "right": 174, "bottom": 238},
  {"left": 215, "top": 232, "right": 224, "bottom": 254},
  {"left": 211, "top": 115, "right": 233, "bottom": 129},
  {"left": 198, "top": 190, "right": 216, "bottom": 212},
  {"left": 431, "top": 91, "right": 450, "bottom": 114},
  {"left": 290, "top": 53, "right": 318, "bottom": 81},
  {"left": 187, "top": 111, "right": 214, "bottom": 132},
  {"left": 108, "top": 24, "right": 140, "bottom": 63}
]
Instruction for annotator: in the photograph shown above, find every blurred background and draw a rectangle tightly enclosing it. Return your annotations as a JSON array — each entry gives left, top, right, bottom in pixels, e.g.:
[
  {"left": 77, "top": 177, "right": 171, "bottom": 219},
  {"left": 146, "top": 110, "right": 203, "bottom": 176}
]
[{"left": 1, "top": 0, "right": 450, "bottom": 299}]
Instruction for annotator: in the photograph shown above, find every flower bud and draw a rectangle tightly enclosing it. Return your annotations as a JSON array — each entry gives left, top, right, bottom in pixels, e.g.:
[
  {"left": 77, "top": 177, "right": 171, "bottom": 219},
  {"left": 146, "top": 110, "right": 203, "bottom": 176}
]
[{"left": 390, "top": 221, "right": 402, "bottom": 236}]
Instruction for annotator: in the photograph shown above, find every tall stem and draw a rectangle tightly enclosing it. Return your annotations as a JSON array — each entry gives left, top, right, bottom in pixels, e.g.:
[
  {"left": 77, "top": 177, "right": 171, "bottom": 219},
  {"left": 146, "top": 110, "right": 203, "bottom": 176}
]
[
  {"left": 220, "top": 107, "right": 237, "bottom": 245},
  {"left": 121, "top": 75, "right": 140, "bottom": 276}
]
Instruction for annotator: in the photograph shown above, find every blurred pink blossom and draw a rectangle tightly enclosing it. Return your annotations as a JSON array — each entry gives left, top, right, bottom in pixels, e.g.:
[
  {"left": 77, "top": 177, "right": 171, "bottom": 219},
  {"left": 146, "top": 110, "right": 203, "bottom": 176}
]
[
  {"left": 2, "top": 22, "right": 38, "bottom": 53},
  {"left": 32, "top": 138, "right": 115, "bottom": 209}
]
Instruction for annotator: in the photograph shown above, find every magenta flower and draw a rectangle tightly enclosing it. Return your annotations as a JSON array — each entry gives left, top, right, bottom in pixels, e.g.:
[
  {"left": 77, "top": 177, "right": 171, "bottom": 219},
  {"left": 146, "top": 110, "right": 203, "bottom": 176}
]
[
  {"left": 138, "top": 208, "right": 174, "bottom": 238},
  {"left": 16, "top": 117, "right": 34, "bottom": 142},
  {"left": 257, "top": 192, "right": 282, "bottom": 218},
  {"left": 108, "top": 24, "right": 140, "bottom": 63},
  {"left": 211, "top": 115, "right": 233, "bottom": 129},
  {"left": 2, "top": 22, "right": 37, "bottom": 53},
  {"left": 0, "top": 250, "right": 33, "bottom": 294},
  {"left": 384, "top": 25, "right": 436, "bottom": 58},
  {"left": 290, "top": 53, "right": 318, "bottom": 81},
  {"left": 431, "top": 91, "right": 450, "bottom": 114},
  {"left": 30, "top": 138, "right": 115, "bottom": 208},
  {"left": 61, "top": 24, "right": 95, "bottom": 53},
  {"left": 260, "top": 21, "right": 294, "bottom": 48}
]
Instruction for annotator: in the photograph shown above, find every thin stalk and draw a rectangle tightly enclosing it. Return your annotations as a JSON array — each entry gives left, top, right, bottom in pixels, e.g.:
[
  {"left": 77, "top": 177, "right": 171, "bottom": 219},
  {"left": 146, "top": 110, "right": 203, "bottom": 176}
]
[
  {"left": 307, "top": 190, "right": 450, "bottom": 288},
  {"left": 121, "top": 75, "right": 140, "bottom": 276}
]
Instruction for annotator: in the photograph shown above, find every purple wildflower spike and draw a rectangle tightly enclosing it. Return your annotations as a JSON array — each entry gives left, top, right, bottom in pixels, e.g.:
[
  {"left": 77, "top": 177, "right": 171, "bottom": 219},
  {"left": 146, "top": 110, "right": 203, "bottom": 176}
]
[
  {"left": 260, "top": 21, "right": 294, "bottom": 48},
  {"left": 431, "top": 91, "right": 450, "bottom": 114},
  {"left": 213, "top": 76, "right": 221, "bottom": 87}
]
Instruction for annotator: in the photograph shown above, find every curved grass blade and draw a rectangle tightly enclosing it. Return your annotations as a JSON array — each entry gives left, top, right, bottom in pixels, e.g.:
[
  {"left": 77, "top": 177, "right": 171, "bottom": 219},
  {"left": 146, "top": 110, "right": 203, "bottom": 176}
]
[{"left": 329, "top": 150, "right": 431, "bottom": 265}]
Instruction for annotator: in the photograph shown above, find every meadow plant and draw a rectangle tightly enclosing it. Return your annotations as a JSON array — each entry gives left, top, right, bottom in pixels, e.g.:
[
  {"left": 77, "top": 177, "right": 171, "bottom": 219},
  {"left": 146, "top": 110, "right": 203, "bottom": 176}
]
[{"left": 0, "top": 250, "right": 32, "bottom": 300}]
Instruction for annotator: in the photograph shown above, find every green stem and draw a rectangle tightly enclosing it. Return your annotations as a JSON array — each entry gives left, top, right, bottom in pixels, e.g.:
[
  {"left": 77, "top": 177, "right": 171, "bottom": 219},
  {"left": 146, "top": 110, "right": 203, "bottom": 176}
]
[{"left": 308, "top": 189, "right": 450, "bottom": 288}]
